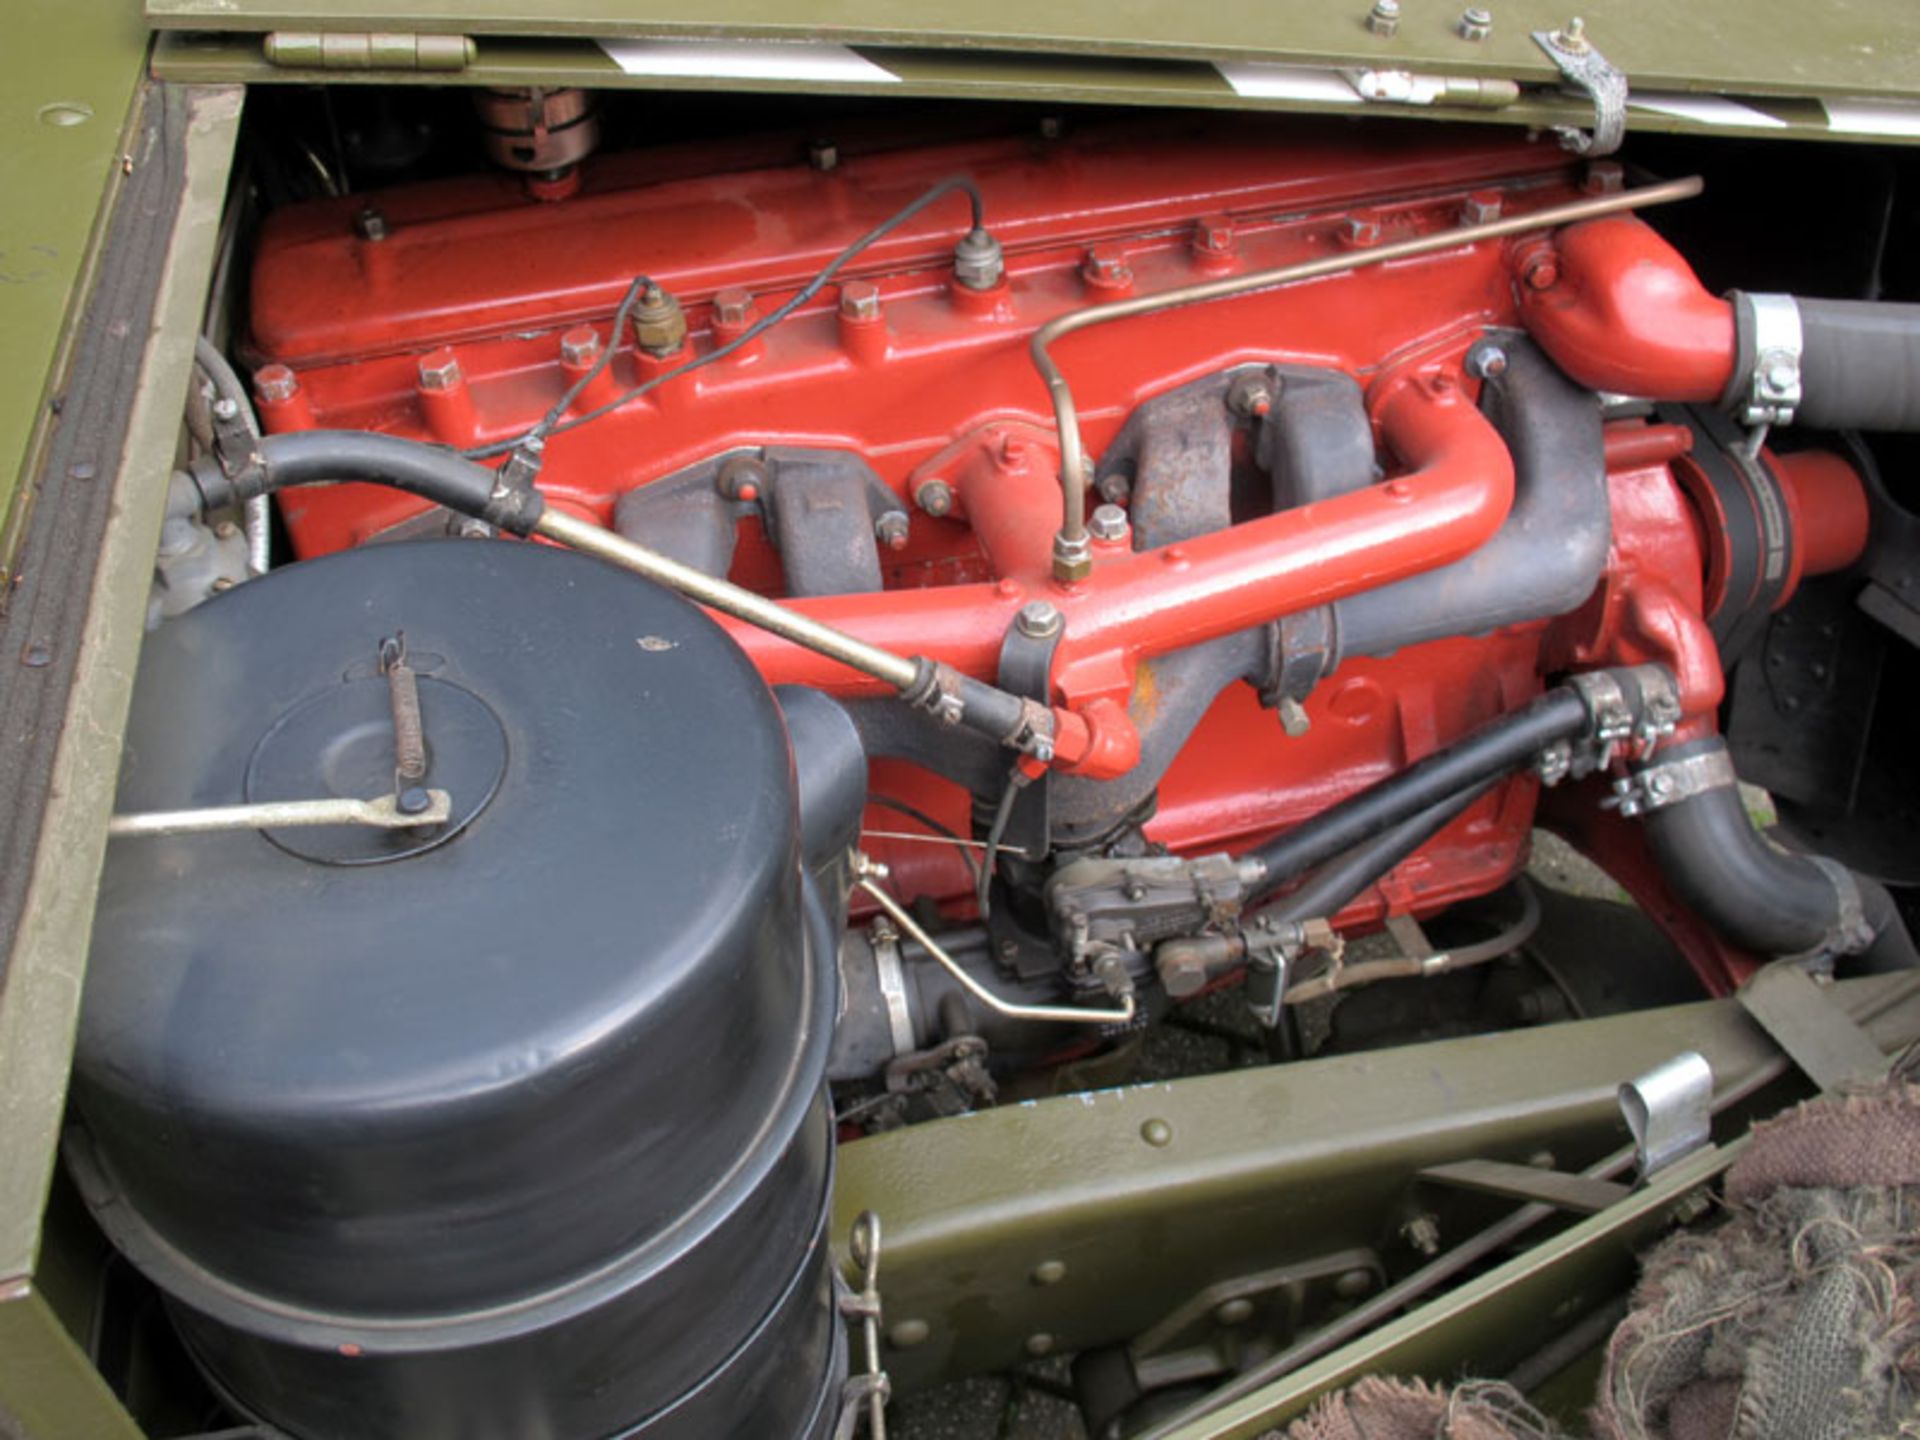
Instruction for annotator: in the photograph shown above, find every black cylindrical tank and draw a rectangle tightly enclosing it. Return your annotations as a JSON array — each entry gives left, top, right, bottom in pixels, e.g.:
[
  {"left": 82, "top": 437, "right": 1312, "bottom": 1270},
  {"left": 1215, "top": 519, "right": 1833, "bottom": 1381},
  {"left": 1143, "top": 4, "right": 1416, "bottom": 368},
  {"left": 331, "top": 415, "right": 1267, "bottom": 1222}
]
[{"left": 69, "top": 539, "right": 844, "bottom": 1439}]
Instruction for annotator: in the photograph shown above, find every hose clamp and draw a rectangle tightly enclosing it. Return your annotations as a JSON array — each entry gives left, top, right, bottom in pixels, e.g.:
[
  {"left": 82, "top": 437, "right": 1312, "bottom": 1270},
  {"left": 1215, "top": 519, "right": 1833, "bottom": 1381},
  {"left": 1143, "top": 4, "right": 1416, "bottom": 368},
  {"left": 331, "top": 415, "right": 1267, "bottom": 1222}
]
[
  {"left": 1737, "top": 293, "right": 1804, "bottom": 427},
  {"left": 1606, "top": 746, "right": 1737, "bottom": 818},
  {"left": 1808, "top": 856, "right": 1876, "bottom": 957}
]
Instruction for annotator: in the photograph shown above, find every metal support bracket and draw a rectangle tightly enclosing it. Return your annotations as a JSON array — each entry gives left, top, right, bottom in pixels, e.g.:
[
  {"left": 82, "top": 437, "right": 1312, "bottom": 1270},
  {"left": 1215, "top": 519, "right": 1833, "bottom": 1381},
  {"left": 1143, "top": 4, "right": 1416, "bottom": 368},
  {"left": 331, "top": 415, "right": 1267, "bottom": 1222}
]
[
  {"left": 1619, "top": 1050, "right": 1713, "bottom": 1179},
  {"left": 1739, "top": 961, "right": 1891, "bottom": 1092},
  {"left": 1532, "top": 21, "right": 1628, "bottom": 156}
]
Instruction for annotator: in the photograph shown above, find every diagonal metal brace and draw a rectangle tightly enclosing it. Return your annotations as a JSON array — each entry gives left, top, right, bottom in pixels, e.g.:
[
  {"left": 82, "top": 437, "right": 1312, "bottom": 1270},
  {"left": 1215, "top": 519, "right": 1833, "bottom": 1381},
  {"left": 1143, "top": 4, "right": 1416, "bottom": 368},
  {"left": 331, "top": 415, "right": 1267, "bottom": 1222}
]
[
  {"left": 1532, "top": 20, "right": 1627, "bottom": 156},
  {"left": 1418, "top": 1159, "right": 1631, "bottom": 1215},
  {"left": 1739, "top": 962, "right": 1891, "bottom": 1093}
]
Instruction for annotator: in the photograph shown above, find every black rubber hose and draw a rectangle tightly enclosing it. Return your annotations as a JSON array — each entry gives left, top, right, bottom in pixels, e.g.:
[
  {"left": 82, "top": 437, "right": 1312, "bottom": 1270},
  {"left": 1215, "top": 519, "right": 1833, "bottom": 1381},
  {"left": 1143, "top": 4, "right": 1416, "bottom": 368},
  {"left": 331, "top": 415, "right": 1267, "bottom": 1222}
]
[
  {"left": 187, "top": 431, "right": 546, "bottom": 536},
  {"left": 1639, "top": 736, "right": 1850, "bottom": 956},
  {"left": 1330, "top": 337, "right": 1609, "bottom": 664},
  {"left": 1242, "top": 686, "right": 1592, "bottom": 902},
  {"left": 1793, "top": 299, "right": 1920, "bottom": 432},
  {"left": 1262, "top": 781, "right": 1495, "bottom": 925}
]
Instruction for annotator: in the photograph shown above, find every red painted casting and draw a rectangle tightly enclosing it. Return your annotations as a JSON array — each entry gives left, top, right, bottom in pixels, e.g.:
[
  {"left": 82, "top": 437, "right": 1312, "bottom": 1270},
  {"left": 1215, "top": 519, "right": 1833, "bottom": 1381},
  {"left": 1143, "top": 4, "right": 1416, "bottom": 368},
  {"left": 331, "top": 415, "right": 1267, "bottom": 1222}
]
[{"left": 246, "top": 124, "right": 1866, "bottom": 988}]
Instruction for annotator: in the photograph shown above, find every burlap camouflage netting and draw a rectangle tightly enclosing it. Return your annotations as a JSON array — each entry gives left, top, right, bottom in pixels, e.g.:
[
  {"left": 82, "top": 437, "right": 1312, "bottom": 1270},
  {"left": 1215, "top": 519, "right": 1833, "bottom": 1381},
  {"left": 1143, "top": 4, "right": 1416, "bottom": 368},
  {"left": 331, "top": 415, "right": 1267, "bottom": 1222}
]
[{"left": 1272, "top": 1078, "right": 1920, "bottom": 1440}]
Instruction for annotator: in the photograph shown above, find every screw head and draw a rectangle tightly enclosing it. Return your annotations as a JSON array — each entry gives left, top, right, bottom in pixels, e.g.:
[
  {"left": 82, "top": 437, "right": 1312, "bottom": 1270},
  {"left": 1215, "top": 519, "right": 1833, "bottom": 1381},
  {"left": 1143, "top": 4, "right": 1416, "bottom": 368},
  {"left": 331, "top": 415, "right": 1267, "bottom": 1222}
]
[
  {"left": 1762, "top": 354, "right": 1797, "bottom": 395},
  {"left": 254, "top": 364, "right": 299, "bottom": 403},
  {"left": 1016, "top": 600, "right": 1063, "bottom": 639},
  {"left": 211, "top": 396, "right": 240, "bottom": 423},
  {"left": 1089, "top": 503, "right": 1130, "bottom": 543},
  {"left": 1458, "top": 6, "right": 1492, "bottom": 40},
  {"left": 712, "top": 286, "right": 756, "bottom": 329},
  {"left": 1522, "top": 253, "right": 1561, "bottom": 291},
  {"left": 808, "top": 139, "right": 839, "bottom": 172},
  {"left": 397, "top": 786, "right": 434, "bottom": 816},
  {"left": 1366, "top": 0, "right": 1401, "bottom": 34},
  {"left": 417, "top": 348, "right": 462, "bottom": 391},
  {"left": 1025, "top": 1333, "right": 1056, "bottom": 1358},
  {"left": 1140, "top": 1118, "right": 1173, "bottom": 1147},
  {"left": 559, "top": 326, "right": 601, "bottom": 366},
  {"left": 353, "top": 205, "right": 389, "bottom": 242},
  {"left": 1031, "top": 1260, "right": 1068, "bottom": 1286},
  {"left": 875, "top": 511, "right": 910, "bottom": 550},
  {"left": 839, "top": 280, "right": 883, "bottom": 322},
  {"left": 1215, "top": 1298, "right": 1256, "bottom": 1325}
]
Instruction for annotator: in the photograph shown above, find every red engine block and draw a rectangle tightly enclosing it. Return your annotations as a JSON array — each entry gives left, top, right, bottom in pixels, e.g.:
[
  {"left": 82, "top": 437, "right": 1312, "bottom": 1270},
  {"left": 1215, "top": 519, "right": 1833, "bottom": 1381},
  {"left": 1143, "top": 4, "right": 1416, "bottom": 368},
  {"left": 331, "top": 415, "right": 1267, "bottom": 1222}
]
[{"left": 244, "top": 119, "right": 1861, "bottom": 991}]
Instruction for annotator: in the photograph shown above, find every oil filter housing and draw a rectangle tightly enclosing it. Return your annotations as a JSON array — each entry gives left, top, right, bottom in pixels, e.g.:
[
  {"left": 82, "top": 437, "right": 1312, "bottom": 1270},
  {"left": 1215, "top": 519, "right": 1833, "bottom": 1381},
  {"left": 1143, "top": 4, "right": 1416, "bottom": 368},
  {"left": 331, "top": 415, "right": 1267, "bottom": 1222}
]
[{"left": 69, "top": 540, "right": 844, "bottom": 1439}]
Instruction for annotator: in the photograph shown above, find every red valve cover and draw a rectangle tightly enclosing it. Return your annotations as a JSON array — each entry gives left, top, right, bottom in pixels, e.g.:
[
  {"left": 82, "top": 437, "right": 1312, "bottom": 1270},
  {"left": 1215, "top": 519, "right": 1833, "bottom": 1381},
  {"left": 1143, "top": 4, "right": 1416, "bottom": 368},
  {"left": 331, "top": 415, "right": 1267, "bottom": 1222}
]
[{"left": 244, "top": 119, "right": 1710, "bottom": 942}]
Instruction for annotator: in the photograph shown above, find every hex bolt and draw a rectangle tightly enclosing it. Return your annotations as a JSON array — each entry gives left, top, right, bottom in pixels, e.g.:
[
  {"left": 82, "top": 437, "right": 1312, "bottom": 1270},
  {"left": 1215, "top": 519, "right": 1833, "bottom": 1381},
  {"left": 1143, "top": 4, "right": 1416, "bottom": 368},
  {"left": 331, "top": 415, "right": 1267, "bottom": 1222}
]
[
  {"left": 875, "top": 512, "right": 910, "bottom": 550},
  {"left": 1082, "top": 244, "right": 1132, "bottom": 288},
  {"left": 1761, "top": 354, "right": 1797, "bottom": 395},
  {"left": 1193, "top": 214, "right": 1236, "bottom": 258},
  {"left": 1461, "top": 188, "right": 1503, "bottom": 224},
  {"left": 712, "top": 287, "right": 756, "bottom": 328},
  {"left": 559, "top": 326, "right": 602, "bottom": 366},
  {"left": 809, "top": 138, "right": 839, "bottom": 172},
  {"left": 1016, "top": 600, "right": 1063, "bottom": 639},
  {"left": 1583, "top": 160, "right": 1626, "bottom": 195},
  {"left": 1088, "top": 503, "right": 1130, "bottom": 543},
  {"left": 1403, "top": 1214, "right": 1442, "bottom": 1256},
  {"left": 1468, "top": 345, "right": 1510, "bottom": 380},
  {"left": 1458, "top": 7, "right": 1492, "bottom": 40},
  {"left": 1343, "top": 209, "right": 1385, "bottom": 248},
  {"left": 1227, "top": 373, "right": 1276, "bottom": 418},
  {"left": 717, "top": 456, "right": 769, "bottom": 503},
  {"left": 839, "top": 280, "right": 883, "bottom": 322},
  {"left": 914, "top": 478, "right": 955, "bottom": 517},
  {"left": 1366, "top": 0, "right": 1401, "bottom": 35},
  {"left": 417, "top": 349, "right": 462, "bottom": 391},
  {"left": 255, "top": 364, "right": 299, "bottom": 403},
  {"left": 353, "top": 205, "right": 389, "bottom": 242}
]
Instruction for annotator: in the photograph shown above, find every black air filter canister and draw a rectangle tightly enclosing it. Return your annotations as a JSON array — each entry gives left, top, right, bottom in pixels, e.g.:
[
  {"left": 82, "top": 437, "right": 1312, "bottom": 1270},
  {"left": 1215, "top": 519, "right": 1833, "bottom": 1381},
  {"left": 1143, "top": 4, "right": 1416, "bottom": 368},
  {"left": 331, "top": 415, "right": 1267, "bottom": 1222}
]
[{"left": 69, "top": 540, "right": 844, "bottom": 1440}]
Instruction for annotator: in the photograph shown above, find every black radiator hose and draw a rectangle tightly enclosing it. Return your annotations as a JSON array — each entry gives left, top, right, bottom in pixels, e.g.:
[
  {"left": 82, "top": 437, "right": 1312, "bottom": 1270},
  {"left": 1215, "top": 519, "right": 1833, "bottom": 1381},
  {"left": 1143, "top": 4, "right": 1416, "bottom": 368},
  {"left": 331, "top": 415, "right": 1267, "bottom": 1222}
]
[
  {"left": 1729, "top": 294, "right": 1920, "bottom": 432},
  {"left": 186, "top": 430, "right": 547, "bottom": 535},
  {"left": 1634, "top": 735, "right": 1908, "bottom": 962}
]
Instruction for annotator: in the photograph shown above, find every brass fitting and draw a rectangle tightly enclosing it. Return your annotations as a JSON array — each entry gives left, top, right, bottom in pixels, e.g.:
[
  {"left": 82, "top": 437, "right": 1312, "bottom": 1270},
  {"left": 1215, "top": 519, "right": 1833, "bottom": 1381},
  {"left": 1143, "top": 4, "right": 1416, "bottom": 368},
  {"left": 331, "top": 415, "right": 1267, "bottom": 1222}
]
[{"left": 632, "top": 284, "right": 688, "bottom": 356}]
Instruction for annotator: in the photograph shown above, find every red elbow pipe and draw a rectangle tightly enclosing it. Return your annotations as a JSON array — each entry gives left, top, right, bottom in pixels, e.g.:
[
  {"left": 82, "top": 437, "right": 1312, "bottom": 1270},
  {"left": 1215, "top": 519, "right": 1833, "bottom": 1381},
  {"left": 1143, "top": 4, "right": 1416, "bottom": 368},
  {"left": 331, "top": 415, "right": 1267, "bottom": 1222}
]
[
  {"left": 1519, "top": 216, "right": 1736, "bottom": 403},
  {"left": 718, "top": 368, "right": 1515, "bottom": 777}
]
